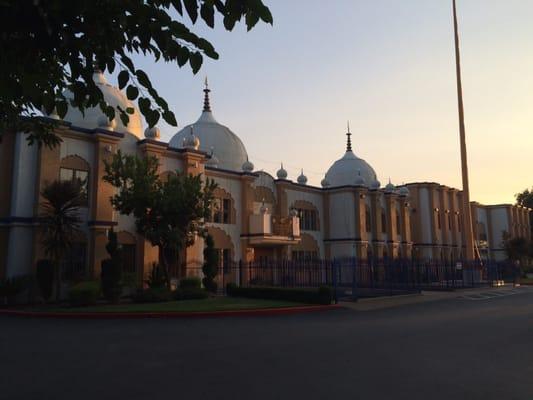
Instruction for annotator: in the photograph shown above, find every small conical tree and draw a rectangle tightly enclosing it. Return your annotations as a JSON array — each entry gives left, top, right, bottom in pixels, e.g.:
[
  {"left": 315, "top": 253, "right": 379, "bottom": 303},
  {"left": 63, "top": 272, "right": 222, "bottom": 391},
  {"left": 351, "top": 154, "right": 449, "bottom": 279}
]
[
  {"left": 101, "top": 229, "right": 123, "bottom": 303},
  {"left": 202, "top": 235, "right": 219, "bottom": 293}
]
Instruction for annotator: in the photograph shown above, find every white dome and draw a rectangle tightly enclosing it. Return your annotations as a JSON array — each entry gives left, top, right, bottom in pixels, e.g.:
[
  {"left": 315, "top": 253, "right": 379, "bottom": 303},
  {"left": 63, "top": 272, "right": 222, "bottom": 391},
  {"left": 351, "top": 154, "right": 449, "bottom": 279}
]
[
  {"left": 242, "top": 158, "right": 254, "bottom": 172},
  {"left": 325, "top": 130, "right": 377, "bottom": 188},
  {"left": 354, "top": 171, "right": 366, "bottom": 187},
  {"left": 297, "top": 170, "right": 308, "bottom": 185},
  {"left": 62, "top": 71, "right": 143, "bottom": 138},
  {"left": 325, "top": 151, "right": 377, "bottom": 188},
  {"left": 321, "top": 178, "right": 330, "bottom": 188},
  {"left": 276, "top": 163, "right": 288, "bottom": 179},
  {"left": 169, "top": 83, "right": 248, "bottom": 171},
  {"left": 399, "top": 186, "right": 410, "bottom": 196}
]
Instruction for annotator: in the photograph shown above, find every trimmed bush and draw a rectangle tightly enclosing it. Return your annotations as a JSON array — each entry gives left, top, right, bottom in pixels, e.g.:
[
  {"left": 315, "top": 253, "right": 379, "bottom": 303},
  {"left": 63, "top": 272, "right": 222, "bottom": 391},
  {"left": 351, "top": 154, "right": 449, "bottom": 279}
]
[
  {"left": 175, "top": 287, "right": 209, "bottom": 301},
  {"left": 100, "top": 230, "right": 123, "bottom": 303},
  {"left": 68, "top": 281, "right": 100, "bottom": 307},
  {"left": 36, "top": 259, "right": 54, "bottom": 301},
  {"left": 202, "top": 235, "right": 218, "bottom": 293},
  {"left": 179, "top": 277, "right": 201, "bottom": 289},
  {"left": 0, "top": 275, "right": 31, "bottom": 305},
  {"left": 132, "top": 287, "right": 173, "bottom": 303},
  {"left": 226, "top": 284, "right": 332, "bottom": 305}
]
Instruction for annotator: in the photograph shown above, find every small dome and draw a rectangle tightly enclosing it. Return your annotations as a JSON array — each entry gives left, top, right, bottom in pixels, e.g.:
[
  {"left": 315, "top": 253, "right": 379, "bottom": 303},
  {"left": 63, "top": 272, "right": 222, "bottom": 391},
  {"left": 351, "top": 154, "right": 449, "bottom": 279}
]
[
  {"left": 370, "top": 180, "right": 381, "bottom": 190},
  {"left": 97, "top": 114, "right": 117, "bottom": 131},
  {"left": 399, "top": 186, "right": 410, "bottom": 196},
  {"left": 321, "top": 178, "right": 330, "bottom": 188},
  {"left": 276, "top": 163, "right": 288, "bottom": 179},
  {"left": 242, "top": 157, "right": 254, "bottom": 173},
  {"left": 385, "top": 179, "right": 395, "bottom": 193},
  {"left": 169, "top": 81, "right": 248, "bottom": 171},
  {"left": 63, "top": 70, "right": 143, "bottom": 138},
  {"left": 144, "top": 126, "right": 161, "bottom": 139},
  {"left": 205, "top": 147, "right": 219, "bottom": 168},
  {"left": 354, "top": 170, "right": 366, "bottom": 186},
  {"left": 183, "top": 127, "right": 200, "bottom": 150},
  {"left": 297, "top": 169, "right": 308, "bottom": 185},
  {"left": 289, "top": 208, "right": 298, "bottom": 217}
]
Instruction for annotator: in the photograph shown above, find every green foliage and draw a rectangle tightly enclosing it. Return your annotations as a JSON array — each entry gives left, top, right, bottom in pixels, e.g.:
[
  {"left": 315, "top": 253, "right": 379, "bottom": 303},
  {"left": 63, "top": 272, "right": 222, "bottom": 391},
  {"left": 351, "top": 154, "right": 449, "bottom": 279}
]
[
  {"left": 175, "top": 287, "right": 209, "bottom": 301},
  {"left": 226, "top": 284, "right": 333, "bottom": 305},
  {"left": 0, "top": 275, "right": 31, "bottom": 305},
  {"left": 1, "top": 0, "right": 272, "bottom": 146},
  {"left": 202, "top": 234, "right": 219, "bottom": 292},
  {"left": 179, "top": 277, "right": 202, "bottom": 289},
  {"left": 40, "top": 179, "right": 84, "bottom": 301},
  {"left": 516, "top": 187, "right": 533, "bottom": 231},
  {"left": 145, "top": 263, "right": 169, "bottom": 289},
  {"left": 103, "top": 151, "right": 217, "bottom": 283},
  {"left": 36, "top": 259, "right": 54, "bottom": 301},
  {"left": 101, "top": 230, "right": 123, "bottom": 303},
  {"left": 132, "top": 287, "right": 173, "bottom": 303},
  {"left": 503, "top": 233, "right": 532, "bottom": 263},
  {"left": 68, "top": 281, "right": 100, "bottom": 307}
]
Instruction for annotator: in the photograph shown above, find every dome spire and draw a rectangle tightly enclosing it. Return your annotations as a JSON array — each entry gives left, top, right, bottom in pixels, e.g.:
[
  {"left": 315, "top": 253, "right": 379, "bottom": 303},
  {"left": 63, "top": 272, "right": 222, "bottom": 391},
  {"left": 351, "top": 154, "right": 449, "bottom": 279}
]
[
  {"left": 203, "top": 76, "right": 211, "bottom": 112},
  {"left": 346, "top": 120, "right": 352, "bottom": 152}
]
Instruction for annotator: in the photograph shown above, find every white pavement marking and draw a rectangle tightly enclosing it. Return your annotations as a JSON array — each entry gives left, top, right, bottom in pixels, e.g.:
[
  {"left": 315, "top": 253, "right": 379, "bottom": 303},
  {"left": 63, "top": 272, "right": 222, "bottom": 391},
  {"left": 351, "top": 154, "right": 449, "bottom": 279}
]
[{"left": 457, "top": 287, "right": 530, "bottom": 301}]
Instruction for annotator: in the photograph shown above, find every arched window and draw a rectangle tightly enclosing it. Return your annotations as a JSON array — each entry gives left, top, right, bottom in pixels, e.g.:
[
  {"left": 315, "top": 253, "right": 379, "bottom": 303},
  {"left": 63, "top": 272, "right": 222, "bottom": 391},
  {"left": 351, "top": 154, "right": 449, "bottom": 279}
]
[
  {"left": 381, "top": 209, "right": 387, "bottom": 233},
  {"left": 208, "top": 188, "right": 235, "bottom": 225},
  {"left": 59, "top": 155, "right": 90, "bottom": 204},
  {"left": 292, "top": 200, "right": 320, "bottom": 231}
]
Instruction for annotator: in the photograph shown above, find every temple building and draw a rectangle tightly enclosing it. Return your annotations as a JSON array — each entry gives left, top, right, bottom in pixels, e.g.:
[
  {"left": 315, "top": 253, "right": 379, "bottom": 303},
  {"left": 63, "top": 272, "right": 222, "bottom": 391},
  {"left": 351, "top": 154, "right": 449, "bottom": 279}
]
[{"left": 0, "top": 71, "right": 531, "bottom": 283}]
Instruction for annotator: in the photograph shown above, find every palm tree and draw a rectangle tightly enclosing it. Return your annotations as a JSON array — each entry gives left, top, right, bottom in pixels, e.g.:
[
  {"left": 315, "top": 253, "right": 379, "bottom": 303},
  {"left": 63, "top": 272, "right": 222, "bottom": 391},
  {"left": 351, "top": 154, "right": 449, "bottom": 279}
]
[{"left": 40, "top": 179, "right": 84, "bottom": 301}]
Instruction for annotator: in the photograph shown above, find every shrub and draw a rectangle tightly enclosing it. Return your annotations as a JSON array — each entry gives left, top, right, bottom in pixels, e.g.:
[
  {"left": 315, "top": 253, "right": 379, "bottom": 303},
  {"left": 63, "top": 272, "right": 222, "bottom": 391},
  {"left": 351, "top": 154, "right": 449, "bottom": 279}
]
[
  {"left": 132, "top": 287, "right": 173, "bottom": 303},
  {"left": 175, "top": 287, "right": 209, "bottom": 301},
  {"left": 202, "top": 235, "right": 218, "bottom": 293},
  {"left": 179, "top": 276, "right": 201, "bottom": 289},
  {"left": 226, "top": 284, "right": 332, "bottom": 305},
  {"left": 100, "top": 230, "right": 123, "bottom": 303},
  {"left": 36, "top": 259, "right": 54, "bottom": 301},
  {"left": 144, "top": 263, "right": 168, "bottom": 289},
  {"left": 68, "top": 281, "right": 100, "bottom": 307},
  {"left": 0, "top": 275, "right": 31, "bottom": 305}
]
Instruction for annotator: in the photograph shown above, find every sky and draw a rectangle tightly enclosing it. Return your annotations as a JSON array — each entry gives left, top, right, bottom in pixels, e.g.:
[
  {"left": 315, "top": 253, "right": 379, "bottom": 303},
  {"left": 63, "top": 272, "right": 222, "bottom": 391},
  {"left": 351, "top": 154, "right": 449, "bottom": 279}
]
[{"left": 125, "top": 0, "right": 533, "bottom": 205}]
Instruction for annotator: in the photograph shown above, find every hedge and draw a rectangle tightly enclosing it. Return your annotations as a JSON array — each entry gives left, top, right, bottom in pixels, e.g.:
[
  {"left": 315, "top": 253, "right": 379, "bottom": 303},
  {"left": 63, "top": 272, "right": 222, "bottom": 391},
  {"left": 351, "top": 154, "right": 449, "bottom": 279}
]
[
  {"left": 226, "top": 284, "right": 332, "bottom": 305},
  {"left": 68, "top": 281, "right": 100, "bottom": 307}
]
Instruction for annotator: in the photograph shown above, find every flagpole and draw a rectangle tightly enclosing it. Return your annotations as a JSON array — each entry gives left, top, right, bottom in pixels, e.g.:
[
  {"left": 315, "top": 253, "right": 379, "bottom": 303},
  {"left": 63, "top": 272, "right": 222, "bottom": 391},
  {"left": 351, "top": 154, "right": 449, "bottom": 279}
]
[{"left": 452, "top": 0, "right": 475, "bottom": 261}]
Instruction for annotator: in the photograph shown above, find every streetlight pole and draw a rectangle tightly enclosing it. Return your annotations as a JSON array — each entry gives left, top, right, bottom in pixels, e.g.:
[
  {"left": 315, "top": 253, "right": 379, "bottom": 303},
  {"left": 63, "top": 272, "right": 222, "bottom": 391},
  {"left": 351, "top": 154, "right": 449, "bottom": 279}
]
[{"left": 452, "top": 0, "right": 475, "bottom": 261}]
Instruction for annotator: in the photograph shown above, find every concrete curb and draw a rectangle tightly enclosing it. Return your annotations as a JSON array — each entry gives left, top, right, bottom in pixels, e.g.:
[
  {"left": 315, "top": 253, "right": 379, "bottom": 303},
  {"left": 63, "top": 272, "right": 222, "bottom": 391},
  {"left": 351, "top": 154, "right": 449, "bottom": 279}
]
[{"left": 0, "top": 304, "right": 342, "bottom": 319}]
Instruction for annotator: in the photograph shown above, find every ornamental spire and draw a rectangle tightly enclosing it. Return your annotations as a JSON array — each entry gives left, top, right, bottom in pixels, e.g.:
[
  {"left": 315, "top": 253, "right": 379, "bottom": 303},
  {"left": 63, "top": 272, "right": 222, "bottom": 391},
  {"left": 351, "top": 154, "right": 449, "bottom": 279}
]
[
  {"left": 203, "top": 76, "right": 211, "bottom": 112},
  {"left": 346, "top": 120, "right": 352, "bottom": 152}
]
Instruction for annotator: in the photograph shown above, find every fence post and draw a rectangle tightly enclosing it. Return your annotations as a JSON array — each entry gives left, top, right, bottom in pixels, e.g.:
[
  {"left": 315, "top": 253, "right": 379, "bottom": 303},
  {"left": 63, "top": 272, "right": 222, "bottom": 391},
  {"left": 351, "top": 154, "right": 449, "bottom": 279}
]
[
  {"left": 351, "top": 256, "right": 358, "bottom": 302},
  {"left": 332, "top": 258, "right": 338, "bottom": 304},
  {"left": 239, "top": 259, "right": 243, "bottom": 287}
]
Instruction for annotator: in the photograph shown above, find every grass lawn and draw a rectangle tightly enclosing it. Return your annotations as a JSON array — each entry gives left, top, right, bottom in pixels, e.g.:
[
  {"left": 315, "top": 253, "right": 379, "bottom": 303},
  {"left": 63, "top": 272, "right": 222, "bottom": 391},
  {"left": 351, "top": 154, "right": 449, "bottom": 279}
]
[{"left": 23, "top": 297, "right": 309, "bottom": 313}]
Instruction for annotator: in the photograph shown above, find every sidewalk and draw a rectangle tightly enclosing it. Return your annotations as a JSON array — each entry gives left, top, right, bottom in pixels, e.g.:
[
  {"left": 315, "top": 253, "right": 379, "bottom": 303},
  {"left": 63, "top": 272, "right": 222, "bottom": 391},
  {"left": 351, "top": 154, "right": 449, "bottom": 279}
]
[{"left": 339, "top": 284, "right": 526, "bottom": 311}]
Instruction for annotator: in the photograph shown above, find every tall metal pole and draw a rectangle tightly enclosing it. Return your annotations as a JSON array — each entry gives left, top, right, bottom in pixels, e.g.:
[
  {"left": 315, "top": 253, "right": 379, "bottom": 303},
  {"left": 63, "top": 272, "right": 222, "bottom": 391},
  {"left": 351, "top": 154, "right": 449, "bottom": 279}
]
[{"left": 452, "top": 0, "right": 475, "bottom": 261}]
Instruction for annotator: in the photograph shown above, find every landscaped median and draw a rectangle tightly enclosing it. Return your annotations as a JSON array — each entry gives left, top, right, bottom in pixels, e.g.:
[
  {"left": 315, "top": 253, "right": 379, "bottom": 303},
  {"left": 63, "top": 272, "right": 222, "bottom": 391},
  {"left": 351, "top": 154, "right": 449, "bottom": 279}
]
[{"left": 0, "top": 287, "right": 340, "bottom": 319}]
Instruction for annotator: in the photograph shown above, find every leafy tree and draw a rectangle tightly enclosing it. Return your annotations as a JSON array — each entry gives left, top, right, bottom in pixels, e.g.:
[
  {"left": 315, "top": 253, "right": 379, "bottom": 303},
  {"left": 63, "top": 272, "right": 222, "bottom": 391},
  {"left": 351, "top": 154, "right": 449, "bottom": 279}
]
[
  {"left": 40, "top": 179, "right": 84, "bottom": 301},
  {"left": 502, "top": 232, "right": 531, "bottom": 267},
  {"left": 1, "top": 0, "right": 272, "bottom": 148},
  {"left": 516, "top": 187, "right": 533, "bottom": 232},
  {"left": 101, "top": 230, "right": 123, "bottom": 303},
  {"left": 202, "top": 234, "right": 219, "bottom": 292},
  {"left": 103, "top": 151, "right": 217, "bottom": 287}
]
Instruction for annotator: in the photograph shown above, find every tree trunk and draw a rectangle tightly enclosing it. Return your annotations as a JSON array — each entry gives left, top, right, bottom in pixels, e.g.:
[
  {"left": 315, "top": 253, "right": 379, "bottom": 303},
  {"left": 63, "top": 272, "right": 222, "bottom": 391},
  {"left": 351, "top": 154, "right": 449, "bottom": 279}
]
[
  {"left": 159, "top": 245, "right": 171, "bottom": 290},
  {"left": 54, "top": 257, "right": 61, "bottom": 303}
]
